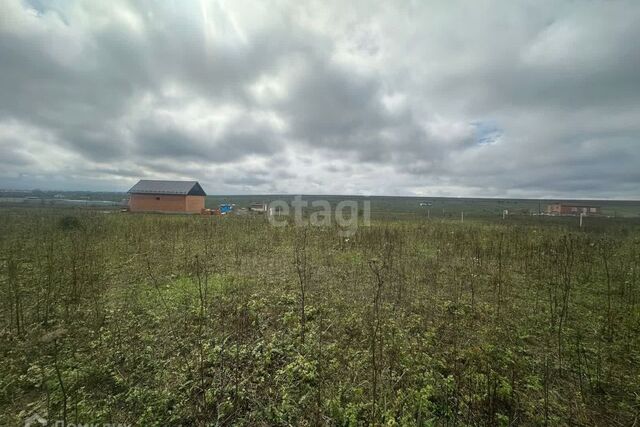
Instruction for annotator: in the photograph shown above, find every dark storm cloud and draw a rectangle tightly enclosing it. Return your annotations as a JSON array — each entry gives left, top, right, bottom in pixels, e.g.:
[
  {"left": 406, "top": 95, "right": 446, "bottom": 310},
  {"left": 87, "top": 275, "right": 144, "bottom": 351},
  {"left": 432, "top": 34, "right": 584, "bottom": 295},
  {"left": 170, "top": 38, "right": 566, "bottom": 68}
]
[
  {"left": 0, "top": 149, "right": 31, "bottom": 167},
  {"left": 277, "top": 60, "right": 388, "bottom": 144},
  {"left": 223, "top": 175, "right": 270, "bottom": 187},
  {"left": 135, "top": 123, "right": 281, "bottom": 163},
  {"left": 132, "top": 107, "right": 283, "bottom": 163},
  {"left": 0, "top": 0, "right": 638, "bottom": 197}
]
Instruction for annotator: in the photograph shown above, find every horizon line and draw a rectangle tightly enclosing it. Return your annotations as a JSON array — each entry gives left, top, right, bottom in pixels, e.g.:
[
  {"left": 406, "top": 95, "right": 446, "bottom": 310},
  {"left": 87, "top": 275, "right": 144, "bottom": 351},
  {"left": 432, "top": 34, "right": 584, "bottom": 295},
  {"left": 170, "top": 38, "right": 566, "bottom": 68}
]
[{"left": 1, "top": 188, "right": 638, "bottom": 203}]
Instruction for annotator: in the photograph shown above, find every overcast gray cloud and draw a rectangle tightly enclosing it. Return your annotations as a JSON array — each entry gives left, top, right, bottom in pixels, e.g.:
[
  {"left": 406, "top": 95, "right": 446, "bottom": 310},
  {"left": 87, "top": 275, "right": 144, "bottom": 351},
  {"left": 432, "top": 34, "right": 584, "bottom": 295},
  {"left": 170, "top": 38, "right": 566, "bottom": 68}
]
[{"left": 0, "top": 0, "right": 639, "bottom": 198}]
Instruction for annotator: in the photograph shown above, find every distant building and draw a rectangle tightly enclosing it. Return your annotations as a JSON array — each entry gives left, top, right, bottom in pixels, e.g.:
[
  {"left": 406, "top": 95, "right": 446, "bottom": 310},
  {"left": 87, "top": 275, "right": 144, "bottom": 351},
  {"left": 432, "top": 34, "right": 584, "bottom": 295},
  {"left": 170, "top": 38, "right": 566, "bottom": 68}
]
[
  {"left": 128, "top": 180, "right": 206, "bottom": 213},
  {"left": 249, "top": 202, "right": 268, "bottom": 213},
  {"left": 547, "top": 203, "right": 600, "bottom": 216}
]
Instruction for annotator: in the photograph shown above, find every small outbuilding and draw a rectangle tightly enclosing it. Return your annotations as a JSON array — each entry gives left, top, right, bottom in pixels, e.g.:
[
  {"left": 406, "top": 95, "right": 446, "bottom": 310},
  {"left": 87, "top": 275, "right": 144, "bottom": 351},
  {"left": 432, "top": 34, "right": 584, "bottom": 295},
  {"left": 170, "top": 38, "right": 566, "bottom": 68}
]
[
  {"left": 249, "top": 202, "right": 268, "bottom": 213},
  {"left": 128, "top": 180, "right": 206, "bottom": 213}
]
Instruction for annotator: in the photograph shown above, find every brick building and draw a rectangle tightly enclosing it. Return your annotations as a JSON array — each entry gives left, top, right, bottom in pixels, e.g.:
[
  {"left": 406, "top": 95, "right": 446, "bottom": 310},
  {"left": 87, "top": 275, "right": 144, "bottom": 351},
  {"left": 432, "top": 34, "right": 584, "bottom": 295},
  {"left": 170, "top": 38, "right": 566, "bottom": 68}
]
[
  {"left": 128, "top": 180, "right": 206, "bottom": 213},
  {"left": 546, "top": 203, "right": 600, "bottom": 216}
]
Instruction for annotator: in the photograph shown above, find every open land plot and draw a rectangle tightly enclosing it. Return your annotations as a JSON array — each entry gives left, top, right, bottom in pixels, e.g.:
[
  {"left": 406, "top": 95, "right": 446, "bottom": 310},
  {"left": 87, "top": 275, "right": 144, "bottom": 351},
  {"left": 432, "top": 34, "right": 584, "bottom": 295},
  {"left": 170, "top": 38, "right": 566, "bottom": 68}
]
[{"left": 1, "top": 207, "right": 639, "bottom": 425}]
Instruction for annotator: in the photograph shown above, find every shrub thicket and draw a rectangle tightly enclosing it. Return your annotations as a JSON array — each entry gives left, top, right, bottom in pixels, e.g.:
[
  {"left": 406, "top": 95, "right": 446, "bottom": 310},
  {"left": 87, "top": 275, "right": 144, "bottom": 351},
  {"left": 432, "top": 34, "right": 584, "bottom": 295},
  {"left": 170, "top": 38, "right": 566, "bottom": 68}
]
[{"left": 1, "top": 209, "right": 639, "bottom": 425}]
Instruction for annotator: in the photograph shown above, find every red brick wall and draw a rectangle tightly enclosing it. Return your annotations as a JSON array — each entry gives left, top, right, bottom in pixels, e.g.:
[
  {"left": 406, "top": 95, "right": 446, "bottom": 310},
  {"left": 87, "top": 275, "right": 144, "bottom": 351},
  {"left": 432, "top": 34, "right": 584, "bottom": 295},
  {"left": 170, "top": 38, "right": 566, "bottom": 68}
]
[
  {"left": 129, "top": 194, "right": 205, "bottom": 213},
  {"left": 129, "top": 194, "right": 187, "bottom": 212},
  {"left": 185, "top": 195, "right": 205, "bottom": 213}
]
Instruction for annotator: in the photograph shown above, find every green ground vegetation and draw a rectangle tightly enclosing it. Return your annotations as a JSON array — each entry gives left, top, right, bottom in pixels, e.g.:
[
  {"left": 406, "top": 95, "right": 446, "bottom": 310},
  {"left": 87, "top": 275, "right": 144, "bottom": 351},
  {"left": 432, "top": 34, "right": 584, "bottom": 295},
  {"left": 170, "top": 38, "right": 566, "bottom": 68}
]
[{"left": 1, "top": 208, "right": 639, "bottom": 425}]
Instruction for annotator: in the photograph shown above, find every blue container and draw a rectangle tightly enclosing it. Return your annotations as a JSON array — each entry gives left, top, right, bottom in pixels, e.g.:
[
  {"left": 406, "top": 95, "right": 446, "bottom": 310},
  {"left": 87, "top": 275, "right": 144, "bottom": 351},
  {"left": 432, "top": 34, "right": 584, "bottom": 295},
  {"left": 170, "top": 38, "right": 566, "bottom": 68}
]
[{"left": 219, "top": 204, "right": 233, "bottom": 214}]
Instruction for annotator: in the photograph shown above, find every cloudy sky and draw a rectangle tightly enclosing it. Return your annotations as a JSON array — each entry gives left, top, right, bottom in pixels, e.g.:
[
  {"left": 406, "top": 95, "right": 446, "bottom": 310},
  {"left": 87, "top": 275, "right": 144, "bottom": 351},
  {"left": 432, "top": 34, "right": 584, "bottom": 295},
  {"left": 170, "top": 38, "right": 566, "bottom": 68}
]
[{"left": 1, "top": 0, "right": 639, "bottom": 198}]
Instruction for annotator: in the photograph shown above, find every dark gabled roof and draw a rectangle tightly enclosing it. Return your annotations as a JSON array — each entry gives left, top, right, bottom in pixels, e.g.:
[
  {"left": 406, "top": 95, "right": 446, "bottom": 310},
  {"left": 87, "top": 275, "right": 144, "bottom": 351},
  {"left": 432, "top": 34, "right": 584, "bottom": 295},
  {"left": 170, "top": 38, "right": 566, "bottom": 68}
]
[{"left": 128, "top": 180, "right": 206, "bottom": 196}]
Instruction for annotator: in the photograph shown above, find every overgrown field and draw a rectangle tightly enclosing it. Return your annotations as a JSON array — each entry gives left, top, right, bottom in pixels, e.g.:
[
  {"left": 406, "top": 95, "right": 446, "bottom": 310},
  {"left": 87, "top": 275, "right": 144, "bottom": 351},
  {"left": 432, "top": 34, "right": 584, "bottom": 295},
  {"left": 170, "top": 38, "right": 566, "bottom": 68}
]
[{"left": 1, "top": 209, "right": 639, "bottom": 426}]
